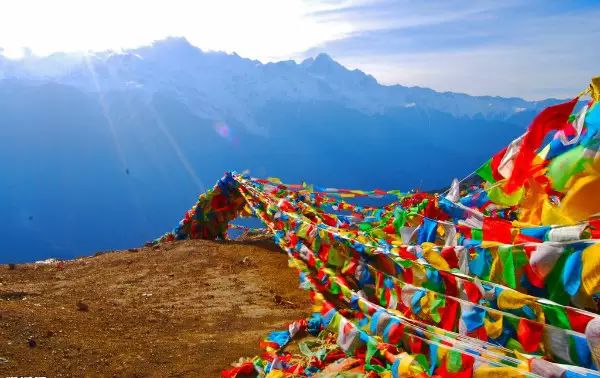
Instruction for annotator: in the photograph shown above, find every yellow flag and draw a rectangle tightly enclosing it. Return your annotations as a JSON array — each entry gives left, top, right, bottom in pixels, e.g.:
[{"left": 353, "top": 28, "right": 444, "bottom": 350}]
[
  {"left": 497, "top": 289, "right": 535, "bottom": 310},
  {"left": 559, "top": 175, "right": 600, "bottom": 223},
  {"left": 541, "top": 198, "right": 572, "bottom": 226},
  {"left": 421, "top": 242, "right": 450, "bottom": 271},
  {"left": 590, "top": 76, "right": 600, "bottom": 101},
  {"left": 519, "top": 179, "right": 546, "bottom": 225},
  {"left": 484, "top": 312, "right": 504, "bottom": 339},
  {"left": 582, "top": 243, "right": 600, "bottom": 295},
  {"left": 397, "top": 355, "right": 419, "bottom": 377},
  {"left": 474, "top": 365, "right": 526, "bottom": 378}
]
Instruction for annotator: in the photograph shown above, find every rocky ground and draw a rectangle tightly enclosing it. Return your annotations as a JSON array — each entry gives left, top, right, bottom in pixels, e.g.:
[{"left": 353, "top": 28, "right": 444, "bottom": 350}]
[{"left": 0, "top": 239, "right": 311, "bottom": 377}]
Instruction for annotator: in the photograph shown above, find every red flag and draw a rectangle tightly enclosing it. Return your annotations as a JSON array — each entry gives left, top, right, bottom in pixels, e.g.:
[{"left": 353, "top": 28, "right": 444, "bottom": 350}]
[
  {"left": 517, "top": 318, "right": 544, "bottom": 353},
  {"left": 504, "top": 98, "right": 578, "bottom": 193},
  {"left": 221, "top": 361, "right": 255, "bottom": 377},
  {"left": 524, "top": 264, "right": 545, "bottom": 288},
  {"left": 567, "top": 308, "right": 595, "bottom": 333},
  {"left": 463, "top": 281, "right": 482, "bottom": 303},
  {"left": 440, "top": 297, "right": 459, "bottom": 331},
  {"left": 441, "top": 247, "right": 459, "bottom": 269},
  {"left": 482, "top": 217, "right": 513, "bottom": 243}
]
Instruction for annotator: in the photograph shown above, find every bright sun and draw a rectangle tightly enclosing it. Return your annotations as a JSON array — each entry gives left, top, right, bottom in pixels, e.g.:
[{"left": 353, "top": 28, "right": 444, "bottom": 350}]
[{"left": 0, "top": 0, "right": 351, "bottom": 60}]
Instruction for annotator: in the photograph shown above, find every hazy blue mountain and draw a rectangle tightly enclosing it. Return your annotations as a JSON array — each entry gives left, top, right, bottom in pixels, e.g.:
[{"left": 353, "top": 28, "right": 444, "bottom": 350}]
[{"left": 0, "top": 38, "right": 559, "bottom": 262}]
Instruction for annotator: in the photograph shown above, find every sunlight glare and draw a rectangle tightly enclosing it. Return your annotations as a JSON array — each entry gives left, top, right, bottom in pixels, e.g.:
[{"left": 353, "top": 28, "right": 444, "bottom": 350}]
[{"left": 0, "top": 0, "right": 352, "bottom": 61}]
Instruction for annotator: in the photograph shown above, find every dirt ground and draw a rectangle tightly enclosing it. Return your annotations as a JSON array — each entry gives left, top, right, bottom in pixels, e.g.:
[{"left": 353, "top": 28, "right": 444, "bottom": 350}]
[{"left": 0, "top": 239, "right": 311, "bottom": 377}]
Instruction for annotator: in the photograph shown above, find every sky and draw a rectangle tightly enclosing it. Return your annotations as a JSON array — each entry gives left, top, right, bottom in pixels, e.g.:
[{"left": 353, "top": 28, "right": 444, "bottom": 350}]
[{"left": 0, "top": 0, "right": 599, "bottom": 99}]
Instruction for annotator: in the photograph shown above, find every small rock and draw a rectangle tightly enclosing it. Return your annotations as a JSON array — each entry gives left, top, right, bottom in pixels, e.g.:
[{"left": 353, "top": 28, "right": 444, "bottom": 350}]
[
  {"left": 8, "top": 264, "right": 15, "bottom": 270},
  {"left": 76, "top": 301, "right": 89, "bottom": 312},
  {"left": 239, "top": 256, "right": 252, "bottom": 266},
  {"left": 27, "top": 337, "right": 36, "bottom": 348},
  {"left": 273, "top": 294, "right": 296, "bottom": 308},
  {"left": 127, "top": 248, "right": 139, "bottom": 253}
]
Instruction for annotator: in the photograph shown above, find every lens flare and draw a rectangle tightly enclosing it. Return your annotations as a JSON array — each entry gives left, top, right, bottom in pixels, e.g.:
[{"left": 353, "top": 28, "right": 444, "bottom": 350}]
[{"left": 213, "top": 121, "right": 238, "bottom": 145}]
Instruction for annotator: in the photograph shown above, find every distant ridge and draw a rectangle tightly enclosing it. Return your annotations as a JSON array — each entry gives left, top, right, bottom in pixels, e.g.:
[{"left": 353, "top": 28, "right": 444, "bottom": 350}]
[
  {"left": 0, "top": 37, "right": 562, "bottom": 262},
  {"left": 0, "top": 36, "right": 561, "bottom": 130}
]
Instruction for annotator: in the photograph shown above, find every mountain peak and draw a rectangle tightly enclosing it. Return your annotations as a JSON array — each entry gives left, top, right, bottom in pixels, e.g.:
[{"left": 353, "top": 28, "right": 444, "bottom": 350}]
[
  {"left": 314, "top": 52, "right": 335, "bottom": 63},
  {"left": 144, "top": 37, "right": 200, "bottom": 55},
  {"left": 301, "top": 52, "right": 336, "bottom": 66},
  {"left": 301, "top": 52, "right": 345, "bottom": 74},
  {"left": 129, "top": 36, "right": 202, "bottom": 62}
]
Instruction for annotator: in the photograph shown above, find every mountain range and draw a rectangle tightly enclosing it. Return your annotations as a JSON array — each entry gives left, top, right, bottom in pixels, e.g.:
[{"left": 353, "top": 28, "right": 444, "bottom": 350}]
[{"left": 0, "top": 37, "right": 561, "bottom": 262}]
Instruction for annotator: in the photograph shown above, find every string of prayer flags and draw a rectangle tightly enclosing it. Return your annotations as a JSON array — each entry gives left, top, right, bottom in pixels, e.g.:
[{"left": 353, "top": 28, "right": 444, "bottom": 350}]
[{"left": 155, "top": 78, "right": 600, "bottom": 377}]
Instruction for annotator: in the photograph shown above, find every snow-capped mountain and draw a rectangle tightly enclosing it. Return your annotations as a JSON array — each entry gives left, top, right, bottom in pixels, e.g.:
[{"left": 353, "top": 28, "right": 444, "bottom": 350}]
[
  {"left": 0, "top": 37, "right": 557, "bottom": 262},
  {"left": 0, "top": 37, "right": 558, "bottom": 133}
]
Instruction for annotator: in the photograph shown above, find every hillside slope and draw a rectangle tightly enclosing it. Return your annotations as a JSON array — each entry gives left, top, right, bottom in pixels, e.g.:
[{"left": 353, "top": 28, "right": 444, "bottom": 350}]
[{"left": 0, "top": 239, "right": 310, "bottom": 377}]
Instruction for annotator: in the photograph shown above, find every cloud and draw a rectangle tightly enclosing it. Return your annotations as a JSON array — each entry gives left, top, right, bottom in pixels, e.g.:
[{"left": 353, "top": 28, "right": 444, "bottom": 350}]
[
  {"left": 301, "top": 0, "right": 600, "bottom": 99},
  {"left": 0, "top": 0, "right": 598, "bottom": 98},
  {"left": 0, "top": 0, "right": 350, "bottom": 60},
  {"left": 309, "top": 0, "right": 516, "bottom": 33}
]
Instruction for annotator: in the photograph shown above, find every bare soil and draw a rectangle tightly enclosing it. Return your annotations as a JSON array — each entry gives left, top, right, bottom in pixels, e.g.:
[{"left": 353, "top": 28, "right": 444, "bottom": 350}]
[{"left": 0, "top": 239, "right": 311, "bottom": 377}]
